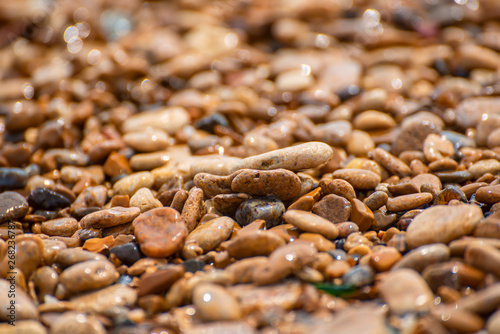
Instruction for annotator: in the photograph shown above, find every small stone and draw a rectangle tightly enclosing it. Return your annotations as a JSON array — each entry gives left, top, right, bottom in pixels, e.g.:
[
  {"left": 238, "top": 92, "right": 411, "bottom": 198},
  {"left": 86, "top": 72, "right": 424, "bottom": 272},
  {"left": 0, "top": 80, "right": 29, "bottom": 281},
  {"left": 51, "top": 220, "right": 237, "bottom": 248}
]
[
  {"left": 193, "top": 173, "right": 233, "bottom": 198},
  {"left": 465, "top": 244, "right": 500, "bottom": 278},
  {"left": 379, "top": 268, "right": 434, "bottom": 315},
  {"left": 369, "top": 246, "right": 401, "bottom": 272},
  {"left": 32, "top": 266, "right": 59, "bottom": 301},
  {"left": 346, "top": 130, "right": 375, "bottom": 157},
  {"left": 213, "top": 193, "right": 251, "bottom": 216},
  {"left": 109, "top": 242, "right": 142, "bottom": 266},
  {"left": 331, "top": 169, "right": 381, "bottom": 189},
  {"left": 406, "top": 204, "right": 483, "bottom": 248},
  {"left": 53, "top": 248, "right": 106, "bottom": 270},
  {"left": 349, "top": 199, "right": 375, "bottom": 232},
  {"left": 231, "top": 169, "right": 301, "bottom": 202},
  {"left": 123, "top": 129, "right": 170, "bottom": 152},
  {"left": 60, "top": 259, "right": 118, "bottom": 294},
  {"left": 319, "top": 179, "right": 356, "bottom": 201},
  {"left": 82, "top": 236, "right": 115, "bottom": 253},
  {"left": 455, "top": 97, "right": 500, "bottom": 129},
  {"left": 50, "top": 311, "right": 106, "bottom": 334},
  {"left": 283, "top": 210, "right": 339, "bottom": 239},
  {"left": 342, "top": 265, "right": 374, "bottom": 288},
  {"left": 182, "top": 216, "right": 234, "bottom": 258},
  {"left": 181, "top": 187, "right": 205, "bottom": 232},
  {"left": 474, "top": 211, "right": 500, "bottom": 238},
  {"left": 423, "top": 261, "right": 485, "bottom": 291},
  {"left": 28, "top": 187, "right": 72, "bottom": 210},
  {"left": 0, "top": 279, "right": 38, "bottom": 321},
  {"left": 223, "top": 230, "right": 285, "bottom": 259},
  {"left": 130, "top": 187, "right": 163, "bottom": 212},
  {"left": 230, "top": 142, "right": 333, "bottom": 173},
  {"left": 0, "top": 237, "right": 42, "bottom": 279},
  {"left": 372, "top": 148, "right": 411, "bottom": 177},
  {"left": 133, "top": 207, "right": 188, "bottom": 258},
  {"left": 0, "top": 167, "right": 29, "bottom": 191},
  {"left": 476, "top": 185, "right": 500, "bottom": 205},
  {"left": 314, "top": 121, "right": 352, "bottom": 146},
  {"left": 392, "top": 243, "right": 450, "bottom": 272},
  {"left": 469, "top": 159, "right": 500, "bottom": 180},
  {"left": 41, "top": 218, "right": 79, "bottom": 237},
  {"left": 193, "top": 283, "right": 242, "bottom": 321},
  {"left": 137, "top": 265, "right": 184, "bottom": 296},
  {"left": 0, "top": 320, "right": 46, "bottom": 334},
  {"left": 275, "top": 69, "right": 314, "bottom": 91},
  {"left": 431, "top": 305, "right": 484, "bottom": 333},
  {"left": 312, "top": 194, "right": 351, "bottom": 223},
  {"left": 386, "top": 193, "right": 433, "bottom": 212},
  {"left": 336, "top": 222, "right": 360, "bottom": 238},
  {"left": 121, "top": 106, "right": 190, "bottom": 135},
  {"left": 69, "top": 284, "right": 137, "bottom": 313},
  {"left": 299, "top": 233, "right": 336, "bottom": 252},
  {"left": 103, "top": 152, "right": 132, "bottom": 178},
  {"left": 235, "top": 197, "right": 285, "bottom": 228},
  {"left": 80, "top": 207, "right": 141, "bottom": 229},
  {"left": 353, "top": 110, "right": 396, "bottom": 131},
  {"left": 364, "top": 191, "right": 388, "bottom": 211},
  {"left": 112, "top": 172, "right": 154, "bottom": 196},
  {"left": 0, "top": 191, "right": 29, "bottom": 223}
]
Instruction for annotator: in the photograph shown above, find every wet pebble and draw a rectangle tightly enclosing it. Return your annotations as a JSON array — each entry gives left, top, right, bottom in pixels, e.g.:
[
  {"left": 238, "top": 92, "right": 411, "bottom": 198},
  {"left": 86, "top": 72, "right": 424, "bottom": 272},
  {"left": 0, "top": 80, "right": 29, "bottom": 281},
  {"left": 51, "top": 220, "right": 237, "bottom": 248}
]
[
  {"left": 235, "top": 197, "right": 285, "bottom": 228},
  {"left": 112, "top": 172, "right": 154, "bottom": 196},
  {"left": 231, "top": 169, "right": 301, "bottom": 201},
  {"left": 69, "top": 284, "right": 137, "bottom": 313},
  {"left": 0, "top": 191, "right": 29, "bottom": 223},
  {"left": 80, "top": 206, "right": 141, "bottom": 229},
  {"left": 41, "top": 218, "right": 79, "bottom": 237},
  {"left": 28, "top": 187, "right": 72, "bottom": 210},
  {"left": 476, "top": 185, "right": 500, "bottom": 205},
  {"left": 60, "top": 259, "right": 118, "bottom": 294},
  {"left": 193, "top": 283, "right": 242, "bottom": 321},
  {"left": 283, "top": 210, "right": 339, "bottom": 239},
  {"left": 0, "top": 279, "right": 38, "bottom": 321},
  {"left": 109, "top": 242, "right": 142, "bottom": 266},
  {"left": 341, "top": 265, "right": 374, "bottom": 288},
  {"left": 386, "top": 193, "right": 433, "bottom": 212},
  {"left": 223, "top": 230, "right": 285, "bottom": 259},
  {"left": 133, "top": 207, "right": 188, "bottom": 258},
  {"left": 50, "top": 311, "right": 106, "bottom": 334},
  {"left": 182, "top": 216, "right": 234, "bottom": 258},
  {"left": 312, "top": 194, "right": 351, "bottom": 224},
  {"left": 331, "top": 169, "right": 381, "bottom": 189},
  {"left": 0, "top": 167, "right": 29, "bottom": 190},
  {"left": 392, "top": 243, "right": 450, "bottom": 272},
  {"left": 129, "top": 187, "right": 163, "bottom": 212}
]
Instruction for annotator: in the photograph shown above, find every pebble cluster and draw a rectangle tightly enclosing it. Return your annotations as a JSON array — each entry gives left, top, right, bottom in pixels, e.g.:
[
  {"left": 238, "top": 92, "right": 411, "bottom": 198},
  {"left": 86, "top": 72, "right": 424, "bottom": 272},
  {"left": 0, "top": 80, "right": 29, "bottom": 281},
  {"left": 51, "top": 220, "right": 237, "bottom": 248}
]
[{"left": 1, "top": 0, "right": 500, "bottom": 333}]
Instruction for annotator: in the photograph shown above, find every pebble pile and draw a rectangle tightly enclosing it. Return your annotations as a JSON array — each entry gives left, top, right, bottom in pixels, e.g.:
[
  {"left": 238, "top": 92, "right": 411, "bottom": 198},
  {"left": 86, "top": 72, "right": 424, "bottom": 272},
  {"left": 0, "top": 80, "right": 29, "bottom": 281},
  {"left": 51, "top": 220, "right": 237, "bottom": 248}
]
[{"left": 1, "top": 0, "right": 500, "bottom": 333}]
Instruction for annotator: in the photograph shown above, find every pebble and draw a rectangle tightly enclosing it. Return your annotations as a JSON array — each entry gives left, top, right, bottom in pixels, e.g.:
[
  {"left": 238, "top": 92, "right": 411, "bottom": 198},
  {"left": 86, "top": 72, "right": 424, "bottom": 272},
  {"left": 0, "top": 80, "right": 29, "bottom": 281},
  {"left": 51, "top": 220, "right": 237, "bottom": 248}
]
[
  {"left": 224, "top": 230, "right": 285, "bottom": 259},
  {"left": 109, "top": 242, "right": 142, "bottom": 266},
  {"left": 469, "top": 159, "right": 500, "bottom": 180},
  {"left": 364, "top": 191, "right": 388, "bottom": 211},
  {"left": 193, "top": 173, "right": 233, "bottom": 198},
  {"left": 314, "top": 121, "right": 352, "bottom": 146},
  {"left": 190, "top": 157, "right": 242, "bottom": 177},
  {"left": 434, "top": 186, "right": 467, "bottom": 205},
  {"left": 50, "top": 311, "right": 106, "bottom": 334},
  {"left": 299, "top": 233, "right": 336, "bottom": 252},
  {"left": 181, "top": 187, "right": 205, "bottom": 232},
  {"left": 0, "top": 321, "right": 46, "bottom": 334},
  {"left": 486, "top": 310, "right": 500, "bottom": 334},
  {"left": 103, "top": 152, "right": 132, "bottom": 178},
  {"left": 53, "top": 248, "right": 106, "bottom": 270},
  {"left": 0, "top": 191, "right": 29, "bottom": 223},
  {"left": 392, "top": 113, "right": 442, "bottom": 156},
  {"left": 193, "top": 283, "right": 242, "bottom": 321},
  {"left": 379, "top": 268, "right": 434, "bottom": 314},
  {"left": 372, "top": 148, "right": 411, "bottom": 177},
  {"left": 130, "top": 187, "right": 163, "bottom": 212},
  {"left": 423, "top": 134, "right": 454, "bottom": 162},
  {"left": 0, "top": 237, "right": 42, "bottom": 279},
  {"left": 353, "top": 110, "right": 396, "bottom": 131},
  {"left": 230, "top": 142, "right": 333, "bottom": 173},
  {"left": 341, "top": 264, "right": 374, "bottom": 288},
  {"left": 475, "top": 211, "right": 500, "bottom": 238},
  {"left": 137, "top": 265, "right": 184, "bottom": 296},
  {"left": 60, "top": 259, "right": 118, "bottom": 294},
  {"left": 213, "top": 193, "right": 251, "bottom": 216},
  {"left": 369, "top": 246, "right": 401, "bottom": 271},
  {"left": 283, "top": 210, "right": 339, "bottom": 239},
  {"left": 28, "top": 187, "right": 72, "bottom": 210},
  {"left": 431, "top": 305, "right": 485, "bottom": 333},
  {"left": 41, "top": 218, "right": 79, "bottom": 237},
  {"left": 455, "top": 97, "right": 500, "bottom": 129},
  {"left": 0, "top": 279, "right": 38, "bottom": 321},
  {"left": 121, "top": 106, "right": 190, "bottom": 135},
  {"left": 80, "top": 207, "right": 141, "bottom": 229},
  {"left": 392, "top": 243, "right": 450, "bottom": 272},
  {"left": 465, "top": 244, "right": 500, "bottom": 278},
  {"left": 0, "top": 167, "right": 29, "bottom": 190},
  {"left": 32, "top": 266, "right": 59, "bottom": 301},
  {"left": 122, "top": 129, "right": 170, "bottom": 152},
  {"left": 346, "top": 130, "right": 375, "bottom": 157},
  {"left": 386, "top": 193, "right": 433, "bottom": 212},
  {"left": 133, "top": 207, "right": 188, "bottom": 257},
  {"left": 319, "top": 179, "right": 356, "bottom": 201},
  {"left": 235, "top": 197, "right": 285, "bottom": 228},
  {"left": 112, "top": 171, "right": 155, "bottom": 196},
  {"left": 129, "top": 151, "right": 170, "bottom": 171},
  {"left": 476, "top": 185, "right": 500, "bottom": 204},
  {"left": 182, "top": 217, "right": 234, "bottom": 258},
  {"left": 331, "top": 169, "right": 381, "bottom": 189},
  {"left": 336, "top": 222, "right": 360, "bottom": 238},
  {"left": 69, "top": 284, "right": 137, "bottom": 313},
  {"left": 349, "top": 199, "right": 375, "bottom": 232},
  {"left": 423, "top": 261, "right": 485, "bottom": 291},
  {"left": 231, "top": 169, "right": 301, "bottom": 201},
  {"left": 406, "top": 204, "right": 483, "bottom": 248},
  {"left": 312, "top": 194, "right": 351, "bottom": 223}
]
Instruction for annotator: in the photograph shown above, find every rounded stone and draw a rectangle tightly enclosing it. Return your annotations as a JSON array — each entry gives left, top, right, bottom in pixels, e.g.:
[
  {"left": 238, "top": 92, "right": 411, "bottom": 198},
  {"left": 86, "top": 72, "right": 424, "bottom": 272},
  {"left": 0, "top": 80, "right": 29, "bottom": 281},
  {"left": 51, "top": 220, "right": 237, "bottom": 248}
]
[
  {"left": 41, "top": 218, "right": 79, "bottom": 237},
  {"left": 80, "top": 206, "right": 141, "bottom": 229},
  {"left": 60, "top": 259, "right": 118, "bottom": 294},
  {"left": 235, "top": 198, "right": 285, "bottom": 229},
  {"left": 283, "top": 210, "right": 339, "bottom": 240},
  {"left": 50, "top": 311, "right": 106, "bottom": 334},
  {"left": 0, "top": 279, "right": 38, "bottom": 321},
  {"left": 312, "top": 194, "right": 351, "bottom": 224},
  {"left": 193, "top": 283, "right": 242, "bottom": 321},
  {"left": 112, "top": 172, "right": 154, "bottom": 196},
  {"left": 28, "top": 187, "right": 72, "bottom": 210},
  {"left": 133, "top": 207, "right": 188, "bottom": 258},
  {"left": 406, "top": 204, "right": 483, "bottom": 248},
  {"left": 331, "top": 169, "right": 381, "bottom": 189},
  {"left": 0, "top": 191, "right": 29, "bottom": 224},
  {"left": 392, "top": 243, "right": 450, "bottom": 272}
]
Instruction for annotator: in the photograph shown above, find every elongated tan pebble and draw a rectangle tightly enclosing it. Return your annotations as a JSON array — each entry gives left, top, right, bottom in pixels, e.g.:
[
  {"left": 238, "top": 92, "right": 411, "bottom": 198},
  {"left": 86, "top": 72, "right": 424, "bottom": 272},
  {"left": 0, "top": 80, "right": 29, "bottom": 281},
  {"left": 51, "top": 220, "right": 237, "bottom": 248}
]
[
  {"left": 230, "top": 142, "right": 333, "bottom": 173},
  {"left": 283, "top": 210, "right": 339, "bottom": 239}
]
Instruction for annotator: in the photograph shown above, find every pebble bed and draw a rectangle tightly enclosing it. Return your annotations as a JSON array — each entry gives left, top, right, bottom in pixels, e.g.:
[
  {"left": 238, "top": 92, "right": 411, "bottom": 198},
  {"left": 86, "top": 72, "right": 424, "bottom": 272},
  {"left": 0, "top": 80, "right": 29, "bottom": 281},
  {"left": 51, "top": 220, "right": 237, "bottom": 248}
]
[{"left": 1, "top": 0, "right": 500, "bottom": 333}]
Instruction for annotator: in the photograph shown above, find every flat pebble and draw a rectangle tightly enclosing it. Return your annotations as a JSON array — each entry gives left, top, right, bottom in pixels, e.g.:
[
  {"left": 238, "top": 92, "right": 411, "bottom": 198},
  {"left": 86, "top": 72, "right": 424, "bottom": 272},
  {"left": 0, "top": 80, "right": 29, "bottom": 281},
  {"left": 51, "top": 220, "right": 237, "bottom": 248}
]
[
  {"left": 372, "top": 148, "right": 411, "bottom": 177},
  {"left": 123, "top": 129, "right": 170, "bottom": 152},
  {"left": 137, "top": 265, "right": 184, "bottom": 296},
  {"left": 182, "top": 217, "right": 234, "bottom": 258},
  {"left": 364, "top": 191, "right": 388, "bottom": 211},
  {"left": 331, "top": 169, "right": 381, "bottom": 189},
  {"left": 423, "top": 261, "right": 485, "bottom": 291},
  {"left": 60, "top": 259, "right": 118, "bottom": 294},
  {"left": 469, "top": 159, "right": 500, "bottom": 180},
  {"left": 121, "top": 106, "right": 190, "bottom": 135},
  {"left": 312, "top": 194, "right": 351, "bottom": 223},
  {"left": 235, "top": 197, "right": 285, "bottom": 228},
  {"left": 193, "top": 283, "right": 242, "bottom": 321},
  {"left": 392, "top": 243, "right": 450, "bottom": 272},
  {"left": 133, "top": 207, "right": 188, "bottom": 258},
  {"left": 476, "top": 185, "right": 500, "bottom": 204},
  {"left": 283, "top": 210, "right": 339, "bottom": 239},
  {"left": 455, "top": 97, "right": 500, "bottom": 129},
  {"left": 223, "top": 230, "right": 285, "bottom": 259},
  {"left": 0, "top": 320, "right": 46, "bottom": 334},
  {"left": 314, "top": 121, "right": 352, "bottom": 146},
  {"left": 379, "top": 268, "right": 434, "bottom": 314},
  {"left": 465, "top": 244, "right": 500, "bottom": 278},
  {"left": 342, "top": 265, "right": 374, "bottom": 288},
  {"left": 112, "top": 172, "right": 154, "bottom": 196},
  {"left": 230, "top": 142, "right": 333, "bottom": 173},
  {"left": 0, "top": 191, "right": 29, "bottom": 223},
  {"left": 80, "top": 206, "right": 141, "bottom": 229},
  {"left": 69, "top": 284, "right": 137, "bottom": 313},
  {"left": 28, "top": 187, "right": 72, "bottom": 210},
  {"left": 193, "top": 173, "right": 233, "bottom": 198},
  {"left": 386, "top": 193, "right": 433, "bottom": 212},
  {"left": 41, "top": 218, "right": 79, "bottom": 237},
  {"left": 319, "top": 179, "right": 356, "bottom": 201},
  {"left": 406, "top": 204, "right": 483, "bottom": 248},
  {"left": 50, "top": 311, "right": 106, "bottom": 334},
  {"left": 369, "top": 246, "right": 401, "bottom": 271},
  {"left": 231, "top": 169, "right": 301, "bottom": 201},
  {"left": 0, "top": 167, "right": 29, "bottom": 190}
]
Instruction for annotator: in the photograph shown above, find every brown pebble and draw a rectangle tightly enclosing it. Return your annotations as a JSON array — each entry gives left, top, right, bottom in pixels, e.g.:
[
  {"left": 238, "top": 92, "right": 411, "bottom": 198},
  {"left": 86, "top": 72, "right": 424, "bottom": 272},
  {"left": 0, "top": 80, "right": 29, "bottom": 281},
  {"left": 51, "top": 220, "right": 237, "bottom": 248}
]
[
  {"left": 349, "top": 199, "right": 375, "bottom": 232},
  {"left": 181, "top": 187, "right": 205, "bottom": 232},
  {"left": 222, "top": 230, "right": 286, "bottom": 259},
  {"left": 386, "top": 193, "right": 433, "bottom": 212},
  {"left": 332, "top": 169, "right": 381, "bottom": 189},
  {"left": 364, "top": 191, "right": 388, "bottom": 211},
  {"left": 336, "top": 222, "right": 360, "bottom": 238},
  {"left": 80, "top": 206, "right": 141, "bottom": 229},
  {"left": 137, "top": 265, "right": 184, "bottom": 296},
  {"left": 475, "top": 184, "right": 500, "bottom": 204},
  {"left": 231, "top": 169, "right": 301, "bottom": 201},
  {"left": 288, "top": 187, "right": 322, "bottom": 211},
  {"left": 41, "top": 218, "right": 79, "bottom": 237},
  {"left": 372, "top": 148, "right": 411, "bottom": 177},
  {"left": 133, "top": 207, "right": 188, "bottom": 258},
  {"left": 60, "top": 259, "right": 118, "bottom": 294},
  {"left": 312, "top": 194, "right": 351, "bottom": 223},
  {"left": 319, "top": 179, "right": 356, "bottom": 201},
  {"left": 283, "top": 210, "right": 339, "bottom": 239}
]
